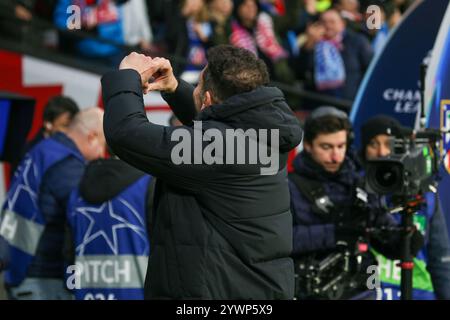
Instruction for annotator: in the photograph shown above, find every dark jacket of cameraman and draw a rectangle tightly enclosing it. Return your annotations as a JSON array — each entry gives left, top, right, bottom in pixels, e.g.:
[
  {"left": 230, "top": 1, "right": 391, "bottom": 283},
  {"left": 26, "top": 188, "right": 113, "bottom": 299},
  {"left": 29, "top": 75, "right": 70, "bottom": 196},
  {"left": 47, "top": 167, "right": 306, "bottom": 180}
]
[
  {"left": 290, "top": 151, "right": 400, "bottom": 256},
  {"left": 289, "top": 151, "right": 410, "bottom": 299},
  {"left": 102, "top": 72, "right": 302, "bottom": 300}
]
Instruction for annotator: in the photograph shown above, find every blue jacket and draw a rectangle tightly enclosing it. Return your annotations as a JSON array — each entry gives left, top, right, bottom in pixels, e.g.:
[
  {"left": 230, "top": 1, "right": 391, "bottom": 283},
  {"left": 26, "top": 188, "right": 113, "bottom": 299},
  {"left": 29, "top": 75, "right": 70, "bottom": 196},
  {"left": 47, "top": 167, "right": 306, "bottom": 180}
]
[
  {"left": 66, "top": 159, "right": 152, "bottom": 300},
  {"left": 295, "top": 28, "right": 373, "bottom": 108},
  {"left": 0, "top": 132, "right": 85, "bottom": 285},
  {"left": 54, "top": 0, "right": 124, "bottom": 58}
]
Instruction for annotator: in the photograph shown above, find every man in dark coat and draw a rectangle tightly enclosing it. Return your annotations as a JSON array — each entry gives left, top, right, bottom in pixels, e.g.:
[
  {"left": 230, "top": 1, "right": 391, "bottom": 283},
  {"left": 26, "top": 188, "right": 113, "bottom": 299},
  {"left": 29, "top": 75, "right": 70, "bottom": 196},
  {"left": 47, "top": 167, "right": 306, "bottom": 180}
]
[{"left": 101, "top": 45, "right": 303, "bottom": 299}]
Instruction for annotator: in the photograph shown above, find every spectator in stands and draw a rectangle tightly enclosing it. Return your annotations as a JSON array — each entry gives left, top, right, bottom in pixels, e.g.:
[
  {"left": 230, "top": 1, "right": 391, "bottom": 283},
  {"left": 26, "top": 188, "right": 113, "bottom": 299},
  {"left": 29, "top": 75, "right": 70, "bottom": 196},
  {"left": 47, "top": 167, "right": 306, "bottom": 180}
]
[
  {"left": 334, "top": 0, "right": 365, "bottom": 35},
  {"left": 230, "top": 0, "right": 296, "bottom": 84},
  {"left": 0, "top": 0, "right": 34, "bottom": 41},
  {"left": 294, "top": 8, "right": 373, "bottom": 109},
  {"left": 0, "top": 108, "right": 105, "bottom": 300},
  {"left": 293, "top": 0, "right": 321, "bottom": 34},
  {"left": 121, "top": 0, "right": 154, "bottom": 53},
  {"left": 165, "top": 0, "right": 212, "bottom": 82},
  {"left": 206, "top": 0, "right": 233, "bottom": 47},
  {"left": 54, "top": 0, "right": 128, "bottom": 67},
  {"left": 145, "top": 0, "right": 178, "bottom": 45},
  {"left": 0, "top": 0, "right": 61, "bottom": 48},
  {"left": 287, "top": 0, "right": 322, "bottom": 58},
  {"left": 372, "top": 0, "right": 402, "bottom": 54}
]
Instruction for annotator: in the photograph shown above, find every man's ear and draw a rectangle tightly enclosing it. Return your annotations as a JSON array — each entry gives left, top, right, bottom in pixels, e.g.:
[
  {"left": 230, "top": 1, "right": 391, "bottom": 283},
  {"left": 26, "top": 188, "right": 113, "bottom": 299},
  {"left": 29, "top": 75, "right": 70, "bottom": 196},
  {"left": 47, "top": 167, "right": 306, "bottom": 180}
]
[
  {"left": 87, "top": 131, "right": 97, "bottom": 144},
  {"left": 201, "top": 91, "right": 213, "bottom": 110},
  {"left": 44, "top": 121, "right": 53, "bottom": 131},
  {"left": 303, "top": 141, "right": 312, "bottom": 153}
]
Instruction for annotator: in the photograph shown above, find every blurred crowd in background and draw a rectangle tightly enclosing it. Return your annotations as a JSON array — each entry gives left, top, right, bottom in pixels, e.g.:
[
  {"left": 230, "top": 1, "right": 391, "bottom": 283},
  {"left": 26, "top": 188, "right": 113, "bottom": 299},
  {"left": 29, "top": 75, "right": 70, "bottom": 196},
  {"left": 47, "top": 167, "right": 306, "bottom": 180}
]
[{"left": 0, "top": 0, "right": 415, "bottom": 111}]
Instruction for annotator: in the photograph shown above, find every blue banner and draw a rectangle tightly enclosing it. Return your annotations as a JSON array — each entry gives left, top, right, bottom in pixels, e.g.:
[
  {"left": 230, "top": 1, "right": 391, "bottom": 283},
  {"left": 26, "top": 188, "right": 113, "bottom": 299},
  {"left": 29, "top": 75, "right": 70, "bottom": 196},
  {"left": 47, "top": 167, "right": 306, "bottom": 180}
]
[
  {"left": 425, "top": 19, "right": 450, "bottom": 239},
  {"left": 0, "top": 99, "right": 11, "bottom": 156},
  {"left": 350, "top": 0, "right": 449, "bottom": 148}
]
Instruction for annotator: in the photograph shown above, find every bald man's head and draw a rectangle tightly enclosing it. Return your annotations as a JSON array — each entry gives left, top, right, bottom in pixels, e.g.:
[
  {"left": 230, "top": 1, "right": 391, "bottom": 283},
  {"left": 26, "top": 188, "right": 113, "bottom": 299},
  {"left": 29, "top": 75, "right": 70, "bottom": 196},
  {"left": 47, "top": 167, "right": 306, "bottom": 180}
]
[
  {"left": 69, "top": 107, "right": 103, "bottom": 133},
  {"left": 67, "top": 107, "right": 105, "bottom": 161}
]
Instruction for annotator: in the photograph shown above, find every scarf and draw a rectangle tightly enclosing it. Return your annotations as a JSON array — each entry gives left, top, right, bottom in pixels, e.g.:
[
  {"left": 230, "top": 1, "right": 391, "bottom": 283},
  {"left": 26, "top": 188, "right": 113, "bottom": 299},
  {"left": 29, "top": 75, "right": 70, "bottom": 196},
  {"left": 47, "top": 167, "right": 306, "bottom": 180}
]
[
  {"left": 230, "top": 12, "right": 288, "bottom": 62},
  {"left": 314, "top": 37, "right": 346, "bottom": 91}
]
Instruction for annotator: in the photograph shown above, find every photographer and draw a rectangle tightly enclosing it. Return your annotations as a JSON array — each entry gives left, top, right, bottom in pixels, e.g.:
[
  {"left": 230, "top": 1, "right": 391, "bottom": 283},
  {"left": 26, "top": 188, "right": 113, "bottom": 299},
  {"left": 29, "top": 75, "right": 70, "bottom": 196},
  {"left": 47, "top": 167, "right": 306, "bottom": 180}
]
[
  {"left": 361, "top": 115, "right": 450, "bottom": 300},
  {"left": 289, "top": 107, "right": 422, "bottom": 300}
]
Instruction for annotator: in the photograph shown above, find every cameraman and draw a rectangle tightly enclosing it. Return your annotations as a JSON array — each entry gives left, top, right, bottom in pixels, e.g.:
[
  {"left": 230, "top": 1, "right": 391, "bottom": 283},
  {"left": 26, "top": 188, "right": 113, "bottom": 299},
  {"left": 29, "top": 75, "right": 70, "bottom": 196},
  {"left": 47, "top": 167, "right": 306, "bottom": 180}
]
[
  {"left": 289, "top": 107, "right": 421, "bottom": 300},
  {"left": 361, "top": 115, "right": 450, "bottom": 300}
]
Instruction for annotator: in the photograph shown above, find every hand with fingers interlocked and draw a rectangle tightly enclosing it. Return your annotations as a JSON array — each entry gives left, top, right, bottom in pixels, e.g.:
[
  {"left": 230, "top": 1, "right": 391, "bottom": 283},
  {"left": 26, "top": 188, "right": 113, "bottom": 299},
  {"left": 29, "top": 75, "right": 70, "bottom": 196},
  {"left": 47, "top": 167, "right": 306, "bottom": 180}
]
[{"left": 119, "top": 52, "right": 179, "bottom": 94}]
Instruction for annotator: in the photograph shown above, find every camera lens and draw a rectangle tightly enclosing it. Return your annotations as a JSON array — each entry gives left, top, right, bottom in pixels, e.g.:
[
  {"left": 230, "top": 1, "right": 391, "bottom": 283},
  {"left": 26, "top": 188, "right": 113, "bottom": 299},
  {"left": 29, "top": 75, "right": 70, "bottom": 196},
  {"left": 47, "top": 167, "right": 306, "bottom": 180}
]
[
  {"left": 376, "top": 164, "right": 399, "bottom": 186},
  {"left": 367, "top": 162, "right": 403, "bottom": 194}
]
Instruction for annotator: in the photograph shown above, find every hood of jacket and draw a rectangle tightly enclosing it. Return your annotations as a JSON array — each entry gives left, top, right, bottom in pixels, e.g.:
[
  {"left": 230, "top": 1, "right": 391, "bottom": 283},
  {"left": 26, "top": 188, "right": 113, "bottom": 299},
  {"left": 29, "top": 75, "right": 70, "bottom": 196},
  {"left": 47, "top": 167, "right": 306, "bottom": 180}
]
[
  {"left": 197, "top": 86, "right": 302, "bottom": 153},
  {"left": 79, "top": 158, "right": 146, "bottom": 204}
]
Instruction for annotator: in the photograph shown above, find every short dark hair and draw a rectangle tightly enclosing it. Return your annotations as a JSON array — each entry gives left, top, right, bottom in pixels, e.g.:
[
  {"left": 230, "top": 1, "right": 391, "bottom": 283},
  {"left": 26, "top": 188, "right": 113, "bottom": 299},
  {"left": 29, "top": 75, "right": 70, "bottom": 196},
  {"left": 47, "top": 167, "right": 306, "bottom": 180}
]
[
  {"left": 168, "top": 113, "right": 180, "bottom": 126},
  {"left": 321, "top": 8, "right": 344, "bottom": 21},
  {"left": 202, "top": 45, "right": 270, "bottom": 102},
  {"left": 43, "top": 96, "right": 79, "bottom": 123},
  {"left": 304, "top": 115, "right": 351, "bottom": 144}
]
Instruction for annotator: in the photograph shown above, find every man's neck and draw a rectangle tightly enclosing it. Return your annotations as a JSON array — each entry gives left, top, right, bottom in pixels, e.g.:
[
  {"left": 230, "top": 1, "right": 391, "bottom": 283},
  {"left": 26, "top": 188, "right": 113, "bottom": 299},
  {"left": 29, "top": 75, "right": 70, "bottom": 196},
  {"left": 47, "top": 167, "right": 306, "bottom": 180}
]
[
  {"left": 326, "top": 31, "right": 344, "bottom": 42},
  {"left": 65, "top": 131, "right": 84, "bottom": 156}
]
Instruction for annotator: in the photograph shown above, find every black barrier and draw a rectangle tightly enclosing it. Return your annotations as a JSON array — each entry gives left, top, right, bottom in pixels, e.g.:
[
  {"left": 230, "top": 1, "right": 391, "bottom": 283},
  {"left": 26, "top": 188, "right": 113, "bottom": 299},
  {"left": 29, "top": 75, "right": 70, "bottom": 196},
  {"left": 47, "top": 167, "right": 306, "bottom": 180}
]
[{"left": 0, "top": 91, "right": 35, "bottom": 164}]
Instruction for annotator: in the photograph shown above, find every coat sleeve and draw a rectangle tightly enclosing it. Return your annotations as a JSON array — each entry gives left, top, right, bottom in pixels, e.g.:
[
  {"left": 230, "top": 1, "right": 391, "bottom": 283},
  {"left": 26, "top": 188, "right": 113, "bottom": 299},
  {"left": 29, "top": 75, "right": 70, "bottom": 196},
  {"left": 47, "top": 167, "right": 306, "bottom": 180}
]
[
  {"left": 367, "top": 196, "right": 404, "bottom": 260},
  {"left": 102, "top": 69, "right": 209, "bottom": 190},
  {"left": 289, "top": 181, "right": 336, "bottom": 255},
  {"left": 292, "top": 223, "right": 336, "bottom": 255},
  {"left": 161, "top": 79, "right": 198, "bottom": 126},
  {"left": 357, "top": 34, "right": 374, "bottom": 73},
  {"left": 426, "top": 197, "right": 450, "bottom": 299}
]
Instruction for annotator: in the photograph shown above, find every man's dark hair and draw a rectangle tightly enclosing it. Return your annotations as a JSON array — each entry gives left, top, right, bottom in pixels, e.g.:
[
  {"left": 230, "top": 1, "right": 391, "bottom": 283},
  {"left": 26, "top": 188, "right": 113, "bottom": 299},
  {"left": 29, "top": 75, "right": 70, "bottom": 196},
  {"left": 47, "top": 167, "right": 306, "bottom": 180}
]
[
  {"left": 168, "top": 113, "right": 181, "bottom": 126},
  {"left": 202, "top": 45, "right": 270, "bottom": 102},
  {"left": 43, "top": 95, "right": 79, "bottom": 122},
  {"left": 304, "top": 114, "right": 351, "bottom": 144},
  {"left": 321, "top": 8, "right": 345, "bottom": 22}
]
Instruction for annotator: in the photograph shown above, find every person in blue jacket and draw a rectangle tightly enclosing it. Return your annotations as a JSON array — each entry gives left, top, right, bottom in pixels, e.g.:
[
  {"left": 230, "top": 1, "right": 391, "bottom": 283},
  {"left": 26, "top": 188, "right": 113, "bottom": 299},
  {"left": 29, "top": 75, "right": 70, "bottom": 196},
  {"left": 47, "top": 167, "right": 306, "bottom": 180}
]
[
  {"left": 54, "top": 0, "right": 127, "bottom": 66},
  {"left": 0, "top": 107, "right": 105, "bottom": 299},
  {"left": 360, "top": 115, "right": 450, "bottom": 300},
  {"left": 289, "top": 107, "right": 423, "bottom": 300},
  {"left": 65, "top": 155, "right": 153, "bottom": 300}
]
